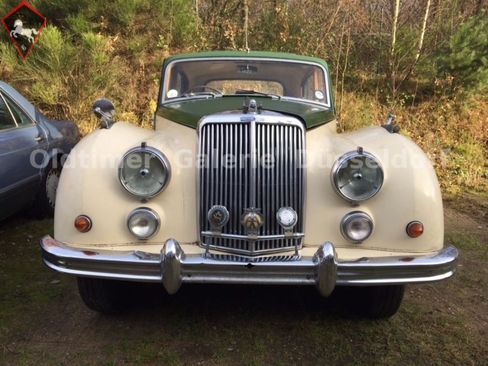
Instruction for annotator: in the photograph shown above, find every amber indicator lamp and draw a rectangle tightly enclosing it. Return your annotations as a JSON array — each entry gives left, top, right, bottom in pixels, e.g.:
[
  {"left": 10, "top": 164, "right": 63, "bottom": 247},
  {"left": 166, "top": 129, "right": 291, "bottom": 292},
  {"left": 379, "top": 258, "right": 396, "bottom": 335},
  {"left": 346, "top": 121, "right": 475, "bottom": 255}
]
[
  {"left": 406, "top": 221, "right": 424, "bottom": 238},
  {"left": 75, "top": 215, "right": 92, "bottom": 233}
]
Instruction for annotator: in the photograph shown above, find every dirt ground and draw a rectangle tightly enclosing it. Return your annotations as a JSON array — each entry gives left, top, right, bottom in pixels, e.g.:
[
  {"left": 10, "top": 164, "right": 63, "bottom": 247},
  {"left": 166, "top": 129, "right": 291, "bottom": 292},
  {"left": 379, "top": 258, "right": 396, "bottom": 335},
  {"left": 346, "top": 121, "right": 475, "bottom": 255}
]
[
  {"left": 424, "top": 193, "right": 488, "bottom": 337},
  {"left": 0, "top": 193, "right": 487, "bottom": 365}
]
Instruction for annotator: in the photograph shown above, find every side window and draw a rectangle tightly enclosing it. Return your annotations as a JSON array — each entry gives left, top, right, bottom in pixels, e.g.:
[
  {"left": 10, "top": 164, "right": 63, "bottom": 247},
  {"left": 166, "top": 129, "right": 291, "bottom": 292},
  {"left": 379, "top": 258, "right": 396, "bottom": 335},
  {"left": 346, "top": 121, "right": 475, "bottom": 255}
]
[
  {"left": 174, "top": 71, "right": 183, "bottom": 95},
  {"left": 0, "top": 94, "right": 16, "bottom": 130},
  {"left": 301, "top": 68, "right": 326, "bottom": 103},
  {"left": 302, "top": 74, "right": 314, "bottom": 100},
  {"left": 4, "top": 95, "right": 33, "bottom": 126},
  {"left": 166, "top": 65, "right": 188, "bottom": 99}
]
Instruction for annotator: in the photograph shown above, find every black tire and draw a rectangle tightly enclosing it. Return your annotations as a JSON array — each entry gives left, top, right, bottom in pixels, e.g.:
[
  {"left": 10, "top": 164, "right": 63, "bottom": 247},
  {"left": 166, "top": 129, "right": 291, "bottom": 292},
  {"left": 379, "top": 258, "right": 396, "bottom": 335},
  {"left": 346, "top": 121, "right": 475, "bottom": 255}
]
[
  {"left": 31, "top": 158, "right": 61, "bottom": 218},
  {"left": 347, "top": 285, "right": 405, "bottom": 319},
  {"left": 77, "top": 277, "right": 130, "bottom": 314}
]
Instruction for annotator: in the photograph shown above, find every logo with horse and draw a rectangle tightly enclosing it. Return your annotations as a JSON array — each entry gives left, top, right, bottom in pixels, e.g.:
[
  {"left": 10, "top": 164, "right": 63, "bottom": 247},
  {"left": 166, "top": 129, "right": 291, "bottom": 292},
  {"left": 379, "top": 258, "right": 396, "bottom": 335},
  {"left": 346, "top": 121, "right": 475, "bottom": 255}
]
[{"left": 2, "top": 1, "right": 46, "bottom": 59}]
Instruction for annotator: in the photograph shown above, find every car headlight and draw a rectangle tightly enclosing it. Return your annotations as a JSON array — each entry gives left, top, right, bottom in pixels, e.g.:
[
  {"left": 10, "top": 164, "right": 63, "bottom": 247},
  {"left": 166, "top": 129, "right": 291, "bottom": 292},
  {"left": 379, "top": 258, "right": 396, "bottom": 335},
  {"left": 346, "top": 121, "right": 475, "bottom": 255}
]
[
  {"left": 127, "top": 207, "right": 160, "bottom": 239},
  {"left": 119, "top": 144, "right": 171, "bottom": 199},
  {"left": 340, "top": 211, "right": 373, "bottom": 243},
  {"left": 331, "top": 148, "right": 384, "bottom": 203}
]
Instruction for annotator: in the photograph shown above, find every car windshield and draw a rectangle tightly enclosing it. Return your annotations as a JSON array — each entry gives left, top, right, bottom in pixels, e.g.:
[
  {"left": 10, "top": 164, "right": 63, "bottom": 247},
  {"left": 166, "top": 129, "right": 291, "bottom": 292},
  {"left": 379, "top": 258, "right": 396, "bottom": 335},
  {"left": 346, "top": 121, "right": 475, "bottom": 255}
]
[{"left": 162, "top": 58, "right": 330, "bottom": 106}]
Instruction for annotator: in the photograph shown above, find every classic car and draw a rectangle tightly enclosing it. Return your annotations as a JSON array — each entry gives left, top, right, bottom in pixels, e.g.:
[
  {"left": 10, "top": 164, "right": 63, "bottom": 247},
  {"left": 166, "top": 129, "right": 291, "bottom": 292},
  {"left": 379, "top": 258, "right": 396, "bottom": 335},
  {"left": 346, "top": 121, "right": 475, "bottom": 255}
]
[
  {"left": 40, "top": 51, "right": 458, "bottom": 318},
  {"left": 0, "top": 81, "right": 79, "bottom": 220}
]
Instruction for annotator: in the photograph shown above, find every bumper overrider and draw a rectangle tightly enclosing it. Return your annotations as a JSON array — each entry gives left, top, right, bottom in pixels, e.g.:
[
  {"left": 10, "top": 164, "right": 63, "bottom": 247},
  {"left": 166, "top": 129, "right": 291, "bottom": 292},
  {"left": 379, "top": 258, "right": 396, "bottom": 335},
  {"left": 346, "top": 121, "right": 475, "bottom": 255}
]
[{"left": 40, "top": 235, "right": 458, "bottom": 297}]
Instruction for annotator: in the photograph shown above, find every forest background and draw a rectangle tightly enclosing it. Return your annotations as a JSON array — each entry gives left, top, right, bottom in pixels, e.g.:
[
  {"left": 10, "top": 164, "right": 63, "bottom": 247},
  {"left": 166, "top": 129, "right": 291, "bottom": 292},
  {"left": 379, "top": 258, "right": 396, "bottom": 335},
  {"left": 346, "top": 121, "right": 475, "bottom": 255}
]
[{"left": 0, "top": 0, "right": 487, "bottom": 194}]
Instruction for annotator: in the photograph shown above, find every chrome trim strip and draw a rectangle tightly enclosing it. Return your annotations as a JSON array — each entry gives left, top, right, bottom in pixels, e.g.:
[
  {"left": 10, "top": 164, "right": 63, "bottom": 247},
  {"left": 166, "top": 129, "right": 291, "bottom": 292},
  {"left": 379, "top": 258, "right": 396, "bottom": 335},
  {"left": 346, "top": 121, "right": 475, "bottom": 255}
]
[
  {"left": 197, "top": 242, "right": 304, "bottom": 257},
  {"left": 249, "top": 114, "right": 257, "bottom": 210},
  {"left": 40, "top": 236, "right": 458, "bottom": 297},
  {"left": 201, "top": 232, "right": 305, "bottom": 240}
]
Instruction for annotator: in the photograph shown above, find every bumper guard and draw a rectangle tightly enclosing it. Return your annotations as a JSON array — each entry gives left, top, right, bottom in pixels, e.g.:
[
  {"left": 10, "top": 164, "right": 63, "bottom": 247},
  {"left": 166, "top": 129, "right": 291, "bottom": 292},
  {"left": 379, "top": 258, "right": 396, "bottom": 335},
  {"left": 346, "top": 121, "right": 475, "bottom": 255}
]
[{"left": 40, "top": 235, "right": 458, "bottom": 297}]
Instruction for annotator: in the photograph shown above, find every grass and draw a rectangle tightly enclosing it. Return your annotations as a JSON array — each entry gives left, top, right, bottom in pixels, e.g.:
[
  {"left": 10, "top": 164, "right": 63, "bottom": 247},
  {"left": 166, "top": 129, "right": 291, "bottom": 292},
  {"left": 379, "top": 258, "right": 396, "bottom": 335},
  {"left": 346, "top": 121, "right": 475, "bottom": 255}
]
[
  {"left": 0, "top": 199, "right": 487, "bottom": 366},
  {"left": 0, "top": 218, "right": 60, "bottom": 314},
  {"left": 448, "top": 232, "right": 487, "bottom": 255}
]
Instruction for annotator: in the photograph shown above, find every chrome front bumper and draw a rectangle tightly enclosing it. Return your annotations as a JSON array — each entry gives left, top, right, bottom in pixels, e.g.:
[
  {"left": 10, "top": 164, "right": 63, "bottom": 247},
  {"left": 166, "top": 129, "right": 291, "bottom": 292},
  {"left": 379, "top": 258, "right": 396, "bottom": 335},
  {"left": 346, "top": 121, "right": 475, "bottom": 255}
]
[{"left": 40, "top": 235, "right": 458, "bottom": 297}]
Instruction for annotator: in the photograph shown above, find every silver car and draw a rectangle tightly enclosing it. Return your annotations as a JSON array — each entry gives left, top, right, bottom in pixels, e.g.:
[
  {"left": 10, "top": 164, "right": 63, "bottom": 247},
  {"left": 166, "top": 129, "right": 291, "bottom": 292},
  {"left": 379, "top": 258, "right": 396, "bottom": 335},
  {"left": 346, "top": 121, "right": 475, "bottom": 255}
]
[{"left": 0, "top": 81, "right": 79, "bottom": 220}]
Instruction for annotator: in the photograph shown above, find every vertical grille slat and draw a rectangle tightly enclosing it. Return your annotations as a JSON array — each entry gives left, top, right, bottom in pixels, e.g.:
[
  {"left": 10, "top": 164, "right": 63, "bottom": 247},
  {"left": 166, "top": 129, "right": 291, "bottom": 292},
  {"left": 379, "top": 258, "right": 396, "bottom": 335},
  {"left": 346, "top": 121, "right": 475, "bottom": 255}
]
[{"left": 199, "top": 119, "right": 305, "bottom": 256}]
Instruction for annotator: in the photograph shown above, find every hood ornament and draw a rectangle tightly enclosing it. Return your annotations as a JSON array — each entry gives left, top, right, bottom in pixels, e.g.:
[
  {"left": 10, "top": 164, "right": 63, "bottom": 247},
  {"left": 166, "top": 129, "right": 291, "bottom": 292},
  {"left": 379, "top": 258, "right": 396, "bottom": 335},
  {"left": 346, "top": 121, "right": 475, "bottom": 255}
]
[{"left": 243, "top": 98, "right": 262, "bottom": 114}]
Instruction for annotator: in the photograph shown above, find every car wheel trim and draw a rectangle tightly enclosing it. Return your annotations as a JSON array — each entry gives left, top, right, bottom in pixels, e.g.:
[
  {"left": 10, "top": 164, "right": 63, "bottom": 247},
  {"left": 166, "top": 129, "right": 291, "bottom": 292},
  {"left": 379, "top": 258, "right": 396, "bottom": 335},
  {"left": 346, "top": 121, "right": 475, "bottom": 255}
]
[{"left": 45, "top": 168, "right": 60, "bottom": 207}]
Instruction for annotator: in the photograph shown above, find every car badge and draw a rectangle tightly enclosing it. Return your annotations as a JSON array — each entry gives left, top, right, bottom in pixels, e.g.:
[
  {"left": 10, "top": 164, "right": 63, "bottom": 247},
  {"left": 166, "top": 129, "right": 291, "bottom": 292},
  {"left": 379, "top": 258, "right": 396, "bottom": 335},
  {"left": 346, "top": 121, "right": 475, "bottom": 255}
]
[
  {"left": 2, "top": 1, "right": 46, "bottom": 60},
  {"left": 207, "top": 205, "right": 230, "bottom": 232},
  {"left": 241, "top": 208, "right": 264, "bottom": 237}
]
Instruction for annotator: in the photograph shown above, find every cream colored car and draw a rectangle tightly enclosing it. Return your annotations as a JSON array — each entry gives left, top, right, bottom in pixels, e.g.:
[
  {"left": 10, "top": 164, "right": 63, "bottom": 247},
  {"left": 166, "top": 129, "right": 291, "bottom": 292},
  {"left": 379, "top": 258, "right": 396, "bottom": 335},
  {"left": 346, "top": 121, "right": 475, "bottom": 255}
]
[{"left": 40, "top": 51, "right": 458, "bottom": 317}]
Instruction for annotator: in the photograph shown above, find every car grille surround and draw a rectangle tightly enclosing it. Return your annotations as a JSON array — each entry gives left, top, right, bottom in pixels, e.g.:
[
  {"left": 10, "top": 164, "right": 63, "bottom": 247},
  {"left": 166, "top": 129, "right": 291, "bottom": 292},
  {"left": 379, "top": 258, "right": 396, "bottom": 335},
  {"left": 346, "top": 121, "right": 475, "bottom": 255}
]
[{"left": 198, "top": 116, "right": 306, "bottom": 256}]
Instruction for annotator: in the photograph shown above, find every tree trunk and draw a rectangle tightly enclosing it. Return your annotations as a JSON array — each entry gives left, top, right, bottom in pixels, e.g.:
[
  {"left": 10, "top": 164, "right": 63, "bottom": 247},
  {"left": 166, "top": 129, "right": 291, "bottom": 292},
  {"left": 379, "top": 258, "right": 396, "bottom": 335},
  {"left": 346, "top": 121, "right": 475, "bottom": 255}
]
[{"left": 390, "top": 0, "right": 400, "bottom": 98}]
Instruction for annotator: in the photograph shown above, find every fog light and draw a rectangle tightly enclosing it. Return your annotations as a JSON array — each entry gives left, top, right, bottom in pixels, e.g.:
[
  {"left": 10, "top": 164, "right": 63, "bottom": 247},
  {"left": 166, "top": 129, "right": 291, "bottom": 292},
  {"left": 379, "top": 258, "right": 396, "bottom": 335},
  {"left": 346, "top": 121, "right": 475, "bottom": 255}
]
[
  {"left": 406, "top": 221, "right": 424, "bottom": 238},
  {"left": 127, "top": 207, "right": 160, "bottom": 239},
  {"left": 277, "top": 207, "right": 298, "bottom": 229},
  {"left": 74, "top": 215, "right": 92, "bottom": 232},
  {"left": 340, "top": 211, "right": 373, "bottom": 243}
]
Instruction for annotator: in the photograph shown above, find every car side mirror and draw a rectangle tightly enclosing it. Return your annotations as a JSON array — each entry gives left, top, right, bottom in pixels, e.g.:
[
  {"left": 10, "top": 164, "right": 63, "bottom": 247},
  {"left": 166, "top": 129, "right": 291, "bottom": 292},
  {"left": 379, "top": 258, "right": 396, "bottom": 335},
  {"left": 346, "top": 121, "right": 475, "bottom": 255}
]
[{"left": 92, "top": 98, "right": 115, "bottom": 129}]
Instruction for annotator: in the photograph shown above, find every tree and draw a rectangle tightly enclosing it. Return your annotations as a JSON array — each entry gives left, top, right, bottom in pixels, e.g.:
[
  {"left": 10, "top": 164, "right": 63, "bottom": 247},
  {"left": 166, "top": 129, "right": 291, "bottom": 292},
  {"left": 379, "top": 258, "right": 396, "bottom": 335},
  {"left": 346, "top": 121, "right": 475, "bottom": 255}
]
[{"left": 436, "top": 10, "right": 488, "bottom": 93}]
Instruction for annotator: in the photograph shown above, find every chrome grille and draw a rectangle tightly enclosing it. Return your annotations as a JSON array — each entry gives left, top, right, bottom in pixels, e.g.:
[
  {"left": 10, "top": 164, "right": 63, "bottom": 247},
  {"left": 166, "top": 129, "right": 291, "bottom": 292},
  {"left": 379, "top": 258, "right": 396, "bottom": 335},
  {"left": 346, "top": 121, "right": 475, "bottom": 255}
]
[
  {"left": 206, "top": 254, "right": 302, "bottom": 263},
  {"left": 198, "top": 118, "right": 305, "bottom": 255}
]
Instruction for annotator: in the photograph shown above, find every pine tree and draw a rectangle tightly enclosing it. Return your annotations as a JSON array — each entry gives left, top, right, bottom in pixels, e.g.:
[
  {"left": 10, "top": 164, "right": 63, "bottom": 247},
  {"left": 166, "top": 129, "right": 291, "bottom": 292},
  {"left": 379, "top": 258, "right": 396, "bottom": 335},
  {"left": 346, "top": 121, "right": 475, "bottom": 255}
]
[{"left": 437, "top": 11, "right": 488, "bottom": 93}]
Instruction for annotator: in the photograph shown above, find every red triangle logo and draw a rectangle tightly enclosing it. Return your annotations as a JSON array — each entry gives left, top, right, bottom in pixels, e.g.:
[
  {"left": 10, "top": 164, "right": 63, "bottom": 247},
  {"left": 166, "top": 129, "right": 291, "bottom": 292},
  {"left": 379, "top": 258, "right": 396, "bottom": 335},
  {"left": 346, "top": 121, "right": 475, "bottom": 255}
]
[{"left": 1, "top": 1, "right": 46, "bottom": 60}]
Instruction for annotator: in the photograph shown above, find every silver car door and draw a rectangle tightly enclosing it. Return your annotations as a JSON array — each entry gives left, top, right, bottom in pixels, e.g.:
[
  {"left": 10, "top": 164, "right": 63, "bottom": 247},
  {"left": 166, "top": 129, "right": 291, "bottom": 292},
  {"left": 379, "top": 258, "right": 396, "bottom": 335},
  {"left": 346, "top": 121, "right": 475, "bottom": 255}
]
[{"left": 0, "top": 91, "right": 46, "bottom": 218}]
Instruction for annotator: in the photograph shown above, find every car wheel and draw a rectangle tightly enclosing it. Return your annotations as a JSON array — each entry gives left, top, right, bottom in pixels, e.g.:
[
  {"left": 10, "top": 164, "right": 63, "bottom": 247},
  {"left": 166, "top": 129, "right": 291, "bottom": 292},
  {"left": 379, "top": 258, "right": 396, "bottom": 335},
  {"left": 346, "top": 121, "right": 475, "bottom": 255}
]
[
  {"left": 348, "top": 285, "right": 405, "bottom": 318},
  {"left": 77, "top": 277, "right": 130, "bottom": 314},
  {"left": 32, "top": 159, "right": 61, "bottom": 218}
]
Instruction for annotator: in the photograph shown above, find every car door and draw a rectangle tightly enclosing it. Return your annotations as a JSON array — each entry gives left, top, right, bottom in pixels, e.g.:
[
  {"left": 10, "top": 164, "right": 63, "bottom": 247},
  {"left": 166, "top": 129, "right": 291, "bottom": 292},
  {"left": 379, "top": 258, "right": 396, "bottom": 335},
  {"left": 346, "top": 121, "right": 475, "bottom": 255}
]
[{"left": 0, "top": 90, "right": 48, "bottom": 219}]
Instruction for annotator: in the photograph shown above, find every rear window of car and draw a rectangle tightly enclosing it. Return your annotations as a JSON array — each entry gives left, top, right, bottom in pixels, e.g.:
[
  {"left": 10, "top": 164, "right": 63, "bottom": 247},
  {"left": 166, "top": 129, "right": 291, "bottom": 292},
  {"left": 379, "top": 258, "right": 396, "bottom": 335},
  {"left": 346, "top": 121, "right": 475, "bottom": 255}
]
[
  {"left": 0, "top": 94, "right": 16, "bottom": 130},
  {"left": 3, "top": 95, "right": 33, "bottom": 126},
  {"left": 207, "top": 80, "right": 283, "bottom": 95}
]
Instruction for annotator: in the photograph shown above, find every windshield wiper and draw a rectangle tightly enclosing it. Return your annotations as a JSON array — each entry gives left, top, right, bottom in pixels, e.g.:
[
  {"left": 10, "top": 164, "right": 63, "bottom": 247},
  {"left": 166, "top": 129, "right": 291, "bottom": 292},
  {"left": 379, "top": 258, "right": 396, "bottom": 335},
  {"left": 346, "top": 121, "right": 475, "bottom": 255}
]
[
  {"left": 234, "top": 89, "right": 281, "bottom": 100},
  {"left": 181, "top": 92, "right": 221, "bottom": 98}
]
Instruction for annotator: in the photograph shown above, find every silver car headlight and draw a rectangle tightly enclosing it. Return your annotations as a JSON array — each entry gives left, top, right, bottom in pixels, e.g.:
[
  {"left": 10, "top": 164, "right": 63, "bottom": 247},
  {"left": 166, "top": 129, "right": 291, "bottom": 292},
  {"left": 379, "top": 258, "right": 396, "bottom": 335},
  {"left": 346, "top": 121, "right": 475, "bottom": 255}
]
[
  {"left": 127, "top": 207, "right": 160, "bottom": 239},
  {"left": 340, "top": 211, "right": 373, "bottom": 243},
  {"left": 331, "top": 148, "right": 384, "bottom": 203},
  {"left": 119, "top": 144, "right": 171, "bottom": 199}
]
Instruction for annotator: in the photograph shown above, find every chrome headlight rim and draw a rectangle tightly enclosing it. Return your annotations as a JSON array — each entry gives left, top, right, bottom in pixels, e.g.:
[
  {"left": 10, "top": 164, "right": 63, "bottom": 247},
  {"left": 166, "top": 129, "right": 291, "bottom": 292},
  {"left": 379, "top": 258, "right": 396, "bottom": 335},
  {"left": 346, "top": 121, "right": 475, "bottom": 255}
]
[
  {"left": 118, "top": 145, "right": 171, "bottom": 199},
  {"left": 340, "top": 211, "right": 374, "bottom": 244},
  {"left": 127, "top": 207, "right": 160, "bottom": 240},
  {"left": 331, "top": 149, "right": 384, "bottom": 204}
]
